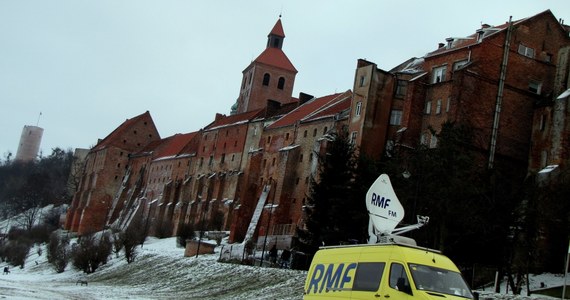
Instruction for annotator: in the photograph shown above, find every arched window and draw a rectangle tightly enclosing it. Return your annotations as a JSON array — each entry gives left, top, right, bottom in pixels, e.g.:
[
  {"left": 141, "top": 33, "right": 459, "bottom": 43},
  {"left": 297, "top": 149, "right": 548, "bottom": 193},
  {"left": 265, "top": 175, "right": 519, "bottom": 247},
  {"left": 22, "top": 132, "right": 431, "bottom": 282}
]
[
  {"left": 263, "top": 73, "right": 270, "bottom": 86},
  {"left": 277, "top": 77, "right": 285, "bottom": 90}
]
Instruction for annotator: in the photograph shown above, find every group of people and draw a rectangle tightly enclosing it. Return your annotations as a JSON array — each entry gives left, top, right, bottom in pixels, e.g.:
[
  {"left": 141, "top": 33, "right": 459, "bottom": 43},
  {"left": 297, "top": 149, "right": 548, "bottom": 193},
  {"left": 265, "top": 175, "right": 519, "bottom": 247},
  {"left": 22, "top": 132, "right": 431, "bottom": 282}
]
[{"left": 268, "top": 244, "right": 292, "bottom": 268}]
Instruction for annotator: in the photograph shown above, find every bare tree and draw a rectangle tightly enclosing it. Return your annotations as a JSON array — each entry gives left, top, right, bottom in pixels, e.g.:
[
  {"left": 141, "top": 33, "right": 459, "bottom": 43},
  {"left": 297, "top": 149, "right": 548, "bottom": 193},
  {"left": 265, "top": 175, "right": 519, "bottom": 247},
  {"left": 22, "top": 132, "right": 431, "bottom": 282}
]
[{"left": 17, "top": 206, "right": 42, "bottom": 232}]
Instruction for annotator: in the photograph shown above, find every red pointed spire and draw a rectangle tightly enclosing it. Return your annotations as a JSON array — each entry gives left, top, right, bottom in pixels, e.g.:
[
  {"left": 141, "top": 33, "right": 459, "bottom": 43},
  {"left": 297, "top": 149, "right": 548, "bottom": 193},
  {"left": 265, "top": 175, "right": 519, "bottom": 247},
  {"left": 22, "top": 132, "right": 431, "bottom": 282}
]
[{"left": 269, "top": 18, "right": 285, "bottom": 38}]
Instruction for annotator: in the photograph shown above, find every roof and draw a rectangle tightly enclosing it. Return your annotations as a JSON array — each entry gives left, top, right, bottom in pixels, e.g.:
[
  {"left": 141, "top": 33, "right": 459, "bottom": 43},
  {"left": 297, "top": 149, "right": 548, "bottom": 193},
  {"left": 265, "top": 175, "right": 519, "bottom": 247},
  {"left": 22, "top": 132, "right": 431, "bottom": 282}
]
[
  {"left": 267, "top": 91, "right": 350, "bottom": 130},
  {"left": 254, "top": 47, "right": 297, "bottom": 73},
  {"left": 153, "top": 132, "right": 198, "bottom": 159},
  {"left": 269, "top": 19, "right": 285, "bottom": 37},
  {"left": 303, "top": 91, "right": 352, "bottom": 123},
  {"left": 425, "top": 10, "right": 562, "bottom": 58},
  {"left": 93, "top": 111, "right": 156, "bottom": 151},
  {"left": 204, "top": 109, "right": 263, "bottom": 131}
]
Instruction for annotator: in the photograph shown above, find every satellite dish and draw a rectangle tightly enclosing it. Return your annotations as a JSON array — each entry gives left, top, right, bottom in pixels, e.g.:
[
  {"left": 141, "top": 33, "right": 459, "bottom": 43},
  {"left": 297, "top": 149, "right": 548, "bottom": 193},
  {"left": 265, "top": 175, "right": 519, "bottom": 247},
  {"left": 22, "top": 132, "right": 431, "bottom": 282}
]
[{"left": 366, "top": 174, "right": 405, "bottom": 235}]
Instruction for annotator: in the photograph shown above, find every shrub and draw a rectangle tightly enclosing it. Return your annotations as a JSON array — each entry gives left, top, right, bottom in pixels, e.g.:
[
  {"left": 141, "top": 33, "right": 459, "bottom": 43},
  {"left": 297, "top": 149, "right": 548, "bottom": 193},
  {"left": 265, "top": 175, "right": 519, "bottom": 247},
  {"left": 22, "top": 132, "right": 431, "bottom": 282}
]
[
  {"left": 29, "top": 224, "right": 53, "bottom": 244},
  {"left": 155, "top": 220, "right": 173, "bottom": 239},
  {"left": 113, "top": 231, "right": 125, "bottom": 258},
  {"left": 4, "top": 240, "right": 32, "bottom": 267},
  {"left": 47, "top": 231, "right": 70, "bottom": 273},
  {"left": 177, "top": 223, "right": 195, "bottom": 248},
  {"left": 71, "top": 232, "right": 112, "bottom": 273}
]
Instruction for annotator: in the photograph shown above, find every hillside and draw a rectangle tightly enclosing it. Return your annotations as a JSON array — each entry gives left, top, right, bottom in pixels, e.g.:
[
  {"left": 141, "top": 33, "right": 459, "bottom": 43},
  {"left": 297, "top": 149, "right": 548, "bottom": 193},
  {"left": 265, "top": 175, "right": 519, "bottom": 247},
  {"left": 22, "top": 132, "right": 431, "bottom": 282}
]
[{"left": 0, "top": 236, "right": 307, "bottom": 299}]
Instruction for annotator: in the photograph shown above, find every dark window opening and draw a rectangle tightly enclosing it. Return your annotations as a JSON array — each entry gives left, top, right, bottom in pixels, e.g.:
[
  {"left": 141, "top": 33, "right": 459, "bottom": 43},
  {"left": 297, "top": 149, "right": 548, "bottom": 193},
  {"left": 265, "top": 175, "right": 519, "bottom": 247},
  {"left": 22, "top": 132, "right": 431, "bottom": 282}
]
[
  {"left": 263, "top": 73, "right": 270, "bottom": 86},
  {"left": 278, "top": 77, "right": 285, "bottom": 90}
]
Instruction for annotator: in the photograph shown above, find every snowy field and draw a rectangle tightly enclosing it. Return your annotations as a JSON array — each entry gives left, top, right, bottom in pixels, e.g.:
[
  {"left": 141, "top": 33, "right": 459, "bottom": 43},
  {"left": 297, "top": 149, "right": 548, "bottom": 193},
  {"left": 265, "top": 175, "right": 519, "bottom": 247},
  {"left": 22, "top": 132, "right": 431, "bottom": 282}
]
[
  {"left": 0, "top": 236, "right": 307, "bottom": 299},
  {"left": 0, "top": 235, "right": 566, "bottom": 300},
  {"left": 0, "top": 208, "right": 567, "bottom": 300}
]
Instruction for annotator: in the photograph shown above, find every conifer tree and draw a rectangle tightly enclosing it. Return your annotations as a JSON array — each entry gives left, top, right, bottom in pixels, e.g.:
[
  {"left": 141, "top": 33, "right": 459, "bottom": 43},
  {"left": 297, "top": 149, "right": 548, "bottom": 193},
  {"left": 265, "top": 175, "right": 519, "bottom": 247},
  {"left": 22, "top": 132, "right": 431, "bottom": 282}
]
[{"left": 295, "top": 132, "right": 367, "bottom": 255}]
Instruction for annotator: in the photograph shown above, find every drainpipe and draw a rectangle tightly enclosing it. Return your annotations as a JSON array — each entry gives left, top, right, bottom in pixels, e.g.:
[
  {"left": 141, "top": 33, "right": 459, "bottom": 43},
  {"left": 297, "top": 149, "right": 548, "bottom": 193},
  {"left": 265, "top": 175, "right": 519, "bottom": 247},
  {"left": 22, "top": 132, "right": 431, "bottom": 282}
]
[{"left": 488, "top": 16, "right": 513, "bottom": 169}]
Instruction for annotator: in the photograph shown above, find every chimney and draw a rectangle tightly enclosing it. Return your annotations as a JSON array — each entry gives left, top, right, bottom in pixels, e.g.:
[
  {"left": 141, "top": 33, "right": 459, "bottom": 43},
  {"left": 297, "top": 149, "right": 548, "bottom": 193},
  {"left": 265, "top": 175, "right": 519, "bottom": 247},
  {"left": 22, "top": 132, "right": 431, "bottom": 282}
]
[
  {"left": 299, "top": 92, "right": 314, "bottom": 105},
  {"left": 446, "top": 37, "right": 454, "bottom": 49},
  {"left": 265, "top": 99, "right": 281, "bottom": 116},
  {"left": 215, "top": 113, "right": 225, "bottom": 121},
  {"left": 438, "top": 43, "right": 445, "bottom": 48}
]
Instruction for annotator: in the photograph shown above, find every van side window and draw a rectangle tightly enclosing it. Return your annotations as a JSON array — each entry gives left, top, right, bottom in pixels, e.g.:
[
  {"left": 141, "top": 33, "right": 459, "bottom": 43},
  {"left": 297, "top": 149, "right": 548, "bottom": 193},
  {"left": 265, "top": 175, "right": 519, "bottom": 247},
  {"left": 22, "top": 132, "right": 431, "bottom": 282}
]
[
  {"left": 353, "top": 262, "right": 385, "bottom": 291},
  {"left": 389, "top": 263, "right": 413, "bottom": 295}
]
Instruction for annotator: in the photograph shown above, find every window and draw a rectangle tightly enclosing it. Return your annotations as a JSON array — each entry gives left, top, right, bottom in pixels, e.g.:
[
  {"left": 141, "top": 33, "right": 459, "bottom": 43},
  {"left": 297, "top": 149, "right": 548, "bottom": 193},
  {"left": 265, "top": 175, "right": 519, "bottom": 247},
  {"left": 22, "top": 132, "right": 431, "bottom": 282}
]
[
  {"left": 299, "top": 154, "right": 303, "bottom": 162},
  {"left": 425, "top": 101, "right": 432, "bottom": 115},
  {"left": 436, "top": 99, "right": 442, "bottom": 114},
  {"left": 395, "top": 80, "right": 408, "bottom": 98},
  {"left": 221, "top": 154, "right": 225, "bottom": 164},
  {"left": 529, "top": 81, "right": 542, "bottom": 94},
  {"left": 518, "top": 44, "right": 535, "bottom": 58},
  {"left": 231, "top": 154, "right": 235, "bottom": 161},
  {"left": 303, "top": 130, "right": 308, "bottom": 138},
  {"left": 429, "top": 134, "right": 438, "bottom": 148},
  {"left": 359, "top": 75, "right": 365, "bottom": 87},
  {"left": 453, "top": 60, "right": 468, "bottom": 71},
  {"left": 263, "top": 73, "right": 270, "bottom": 86},
  {"left": 545, "top": 53, "right": 553, "bottom": 63},
  {"left": 389, "top": 263, "right": 412, "bottom": 295},
  {"left": 277, "top": 77, "right": 285, "bottom": 90},
  {"left": 208, "top": 156, "right": 213, "bottom": 166},
  {"left": 272, "top": 157, "right": 276, "bottom": 166},
  {"left": 432, "top": 66, "right": 447, "bottom": 83},
  {"left": 350, "top": 131, "right": 358, "bottom": 145},
  {"left": 353, "top": 262, "right": 385, "bottom": 292},
  {"left": 389, "top": 110, "right": 402, "bottom": 125},
  {"left": 446, "top": 97, "right": 451, "bottom": 112},
  {"left": 285, "top": 132, "right": 289, "bottom": 140},
  {"left": 420, "top": 132, "right": 429, "bottom": 145},
  {"left": 267, "top": 136, "right": 271, "bottom": 144},
  {"left": 355, "top": 101, "right": 362, "bottom": 116},
  {"left": 323, "top": 127, "right": 328, "bottom": 134},
  {"left": 540, "top": 114, "right": 546, "bottom": 131},
  {"left": 313, "top": 128, "right": 317, "bottom": 137}
]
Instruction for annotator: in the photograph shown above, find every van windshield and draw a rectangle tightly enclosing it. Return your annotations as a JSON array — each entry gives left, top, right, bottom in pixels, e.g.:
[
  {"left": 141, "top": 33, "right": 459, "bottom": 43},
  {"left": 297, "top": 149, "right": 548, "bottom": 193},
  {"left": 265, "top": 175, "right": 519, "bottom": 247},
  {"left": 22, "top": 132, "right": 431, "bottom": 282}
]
[{"left": 408, "top": 263, "right": 473, "bottom": 299}]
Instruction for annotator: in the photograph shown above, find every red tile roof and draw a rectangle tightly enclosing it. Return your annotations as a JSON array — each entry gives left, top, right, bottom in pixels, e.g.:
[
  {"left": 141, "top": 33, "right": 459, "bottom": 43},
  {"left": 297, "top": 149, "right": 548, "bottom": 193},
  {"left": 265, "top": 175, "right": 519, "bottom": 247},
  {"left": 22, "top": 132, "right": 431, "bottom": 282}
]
[
  {"left": 93, "top": 111, "right": 156, "bottom": 151},
  {"left": 255, "top": 47, "right": 297, "bottom": 73},
  {"left": 270, "top": 19, "right": 285, "bottom": 37},
  {"left": 267, "top": 92, "right": 350, "bottom": 129},
  {"left": 154, "top": 132, "right": 198, "bottom": 158},
  {"left": 204, "top": 109, "right": 263, "bottom": 131},
  {"left": 303, "top": 91, "right": 352, "bottom": 122},
  {"left": 424, "top": 12, "right": 555, "bottom": 58}
]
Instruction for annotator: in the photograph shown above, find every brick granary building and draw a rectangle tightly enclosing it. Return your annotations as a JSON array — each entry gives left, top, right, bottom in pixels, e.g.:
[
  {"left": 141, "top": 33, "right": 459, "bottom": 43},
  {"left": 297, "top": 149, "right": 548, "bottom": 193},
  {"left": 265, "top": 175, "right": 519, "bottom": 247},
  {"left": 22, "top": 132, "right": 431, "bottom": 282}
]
[{"left": 65, "top": 11, "right": 570, "bottom": 251}]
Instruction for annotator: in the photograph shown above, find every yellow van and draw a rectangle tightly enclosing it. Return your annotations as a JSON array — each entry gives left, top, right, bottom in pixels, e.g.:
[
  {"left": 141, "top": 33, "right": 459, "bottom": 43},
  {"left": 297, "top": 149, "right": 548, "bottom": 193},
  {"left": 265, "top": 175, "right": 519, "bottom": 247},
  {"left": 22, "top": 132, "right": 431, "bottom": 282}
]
[{"left": 303, "top": 242, "right": 473, "bottom": 300}]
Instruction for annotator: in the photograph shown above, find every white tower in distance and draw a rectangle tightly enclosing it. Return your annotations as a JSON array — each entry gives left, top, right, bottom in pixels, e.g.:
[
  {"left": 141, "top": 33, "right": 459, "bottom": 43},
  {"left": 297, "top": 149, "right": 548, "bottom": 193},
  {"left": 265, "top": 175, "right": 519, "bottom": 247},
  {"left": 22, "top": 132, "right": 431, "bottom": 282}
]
[{"left": 15, "top": 125, "right": 44, "bottom": 162}]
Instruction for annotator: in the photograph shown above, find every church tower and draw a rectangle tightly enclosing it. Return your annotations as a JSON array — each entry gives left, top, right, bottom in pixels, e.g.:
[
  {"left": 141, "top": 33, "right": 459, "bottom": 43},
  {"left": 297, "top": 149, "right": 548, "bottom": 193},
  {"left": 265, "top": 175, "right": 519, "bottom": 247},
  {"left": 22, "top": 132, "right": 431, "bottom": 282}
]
[{"left": 233, "top": 18, "right": 298, "bottom": 114}]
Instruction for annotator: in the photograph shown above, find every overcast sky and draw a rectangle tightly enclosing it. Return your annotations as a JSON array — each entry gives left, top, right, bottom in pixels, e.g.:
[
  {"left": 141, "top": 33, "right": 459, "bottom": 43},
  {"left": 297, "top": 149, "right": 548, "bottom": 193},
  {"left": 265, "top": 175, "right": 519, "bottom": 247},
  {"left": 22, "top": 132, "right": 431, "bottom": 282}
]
[{"left": 1, "top": 0, "right": 569, "bottom": 158}]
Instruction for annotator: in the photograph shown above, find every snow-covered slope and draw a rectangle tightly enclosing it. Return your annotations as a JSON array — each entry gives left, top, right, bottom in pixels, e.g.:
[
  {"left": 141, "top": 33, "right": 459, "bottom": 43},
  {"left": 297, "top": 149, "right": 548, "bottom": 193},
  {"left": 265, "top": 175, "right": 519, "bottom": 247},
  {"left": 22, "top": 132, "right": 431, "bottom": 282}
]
[{"left": 0, "top": 237, "right": 307, "bottom": 299}]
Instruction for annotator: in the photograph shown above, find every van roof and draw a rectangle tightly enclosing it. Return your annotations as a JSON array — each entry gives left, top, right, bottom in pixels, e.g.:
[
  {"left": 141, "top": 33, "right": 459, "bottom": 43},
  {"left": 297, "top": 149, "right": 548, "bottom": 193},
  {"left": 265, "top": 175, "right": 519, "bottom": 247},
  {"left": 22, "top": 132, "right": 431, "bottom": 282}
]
[{"left": 320, "top": 241, "right": 441, "bottom": 254}]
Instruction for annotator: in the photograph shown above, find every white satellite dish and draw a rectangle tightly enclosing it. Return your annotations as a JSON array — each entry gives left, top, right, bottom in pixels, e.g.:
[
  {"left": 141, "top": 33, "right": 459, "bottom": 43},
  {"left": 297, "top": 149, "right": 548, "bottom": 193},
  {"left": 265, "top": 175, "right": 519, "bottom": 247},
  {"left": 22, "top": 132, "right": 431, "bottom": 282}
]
[
  {"left": 366, "top": 174, "right": 405, "bottom": 235},
  {"left": 366, "top": 174, "right": 429, "bottom": 244}
]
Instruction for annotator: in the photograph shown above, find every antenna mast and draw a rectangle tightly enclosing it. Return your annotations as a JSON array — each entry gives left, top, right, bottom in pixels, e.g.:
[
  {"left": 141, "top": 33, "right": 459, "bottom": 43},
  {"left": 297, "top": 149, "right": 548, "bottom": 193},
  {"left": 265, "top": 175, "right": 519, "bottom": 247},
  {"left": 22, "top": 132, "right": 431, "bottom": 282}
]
[{"left": 36, "top": 112, "right": 42, "bottom": 127}]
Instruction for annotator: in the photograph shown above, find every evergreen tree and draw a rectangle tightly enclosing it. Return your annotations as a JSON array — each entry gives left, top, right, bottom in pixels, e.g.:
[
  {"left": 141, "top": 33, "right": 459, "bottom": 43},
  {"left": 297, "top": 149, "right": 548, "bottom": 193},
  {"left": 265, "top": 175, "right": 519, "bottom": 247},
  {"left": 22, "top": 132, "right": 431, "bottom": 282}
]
[{"left": 296, "top": 132, "right": 367, "bottom": 255}]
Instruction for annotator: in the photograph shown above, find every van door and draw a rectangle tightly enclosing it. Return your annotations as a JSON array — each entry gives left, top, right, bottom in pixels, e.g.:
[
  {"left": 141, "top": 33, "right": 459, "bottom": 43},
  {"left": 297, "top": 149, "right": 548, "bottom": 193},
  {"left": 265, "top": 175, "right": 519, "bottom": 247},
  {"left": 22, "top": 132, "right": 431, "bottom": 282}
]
[
  {"left": 378, "top": 262, "right": 415, "bottom": 300},
  {"left": 349, "top": 262, "right": 387, "bottom": 299}
]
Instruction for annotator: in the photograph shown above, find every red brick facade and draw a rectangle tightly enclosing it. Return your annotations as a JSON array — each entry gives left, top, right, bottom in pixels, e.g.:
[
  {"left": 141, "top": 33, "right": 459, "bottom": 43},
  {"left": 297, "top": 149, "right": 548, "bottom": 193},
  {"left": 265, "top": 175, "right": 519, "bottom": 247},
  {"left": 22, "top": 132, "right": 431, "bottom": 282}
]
[{"left": 65, "top": 12, "right": 570, "bottom": 254}]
